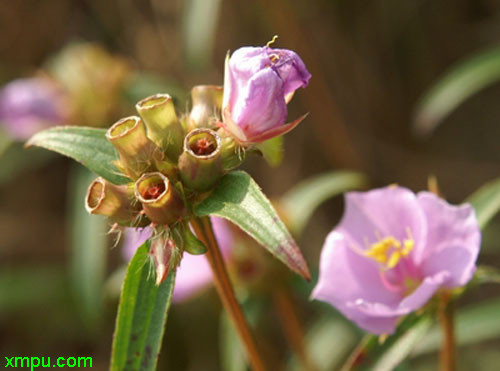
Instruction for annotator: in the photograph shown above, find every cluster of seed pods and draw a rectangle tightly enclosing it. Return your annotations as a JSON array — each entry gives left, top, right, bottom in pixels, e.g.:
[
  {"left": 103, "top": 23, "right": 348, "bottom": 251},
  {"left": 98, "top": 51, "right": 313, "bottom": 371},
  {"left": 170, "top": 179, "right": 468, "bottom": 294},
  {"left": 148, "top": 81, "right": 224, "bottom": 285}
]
[{"left": 84, "top": 87, "right": 239, "bottom": 284}]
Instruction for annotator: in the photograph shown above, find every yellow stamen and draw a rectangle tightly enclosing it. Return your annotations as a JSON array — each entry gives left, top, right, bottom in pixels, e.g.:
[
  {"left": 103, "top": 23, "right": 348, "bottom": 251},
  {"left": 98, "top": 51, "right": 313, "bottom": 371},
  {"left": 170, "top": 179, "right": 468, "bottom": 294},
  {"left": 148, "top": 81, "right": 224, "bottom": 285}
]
[{"left": 364, "top": 230, "right": 414, "bottom": 270}]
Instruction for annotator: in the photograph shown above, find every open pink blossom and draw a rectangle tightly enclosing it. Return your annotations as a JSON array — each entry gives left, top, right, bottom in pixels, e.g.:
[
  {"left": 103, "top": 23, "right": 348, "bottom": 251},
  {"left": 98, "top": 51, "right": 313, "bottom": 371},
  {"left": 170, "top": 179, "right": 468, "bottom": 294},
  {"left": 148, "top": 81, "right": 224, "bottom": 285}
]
[
  {"left": 221, "top": 46, "right": 311, "bottom": 144},
  {"left": 0, "top": 77, "right": 68, "bottom": 140},
  {"left": 123, "top": 217, "right": 234, "bottom": 302},
  {"left": 312, "top": 186, "right": 480, "bottom": 334}
]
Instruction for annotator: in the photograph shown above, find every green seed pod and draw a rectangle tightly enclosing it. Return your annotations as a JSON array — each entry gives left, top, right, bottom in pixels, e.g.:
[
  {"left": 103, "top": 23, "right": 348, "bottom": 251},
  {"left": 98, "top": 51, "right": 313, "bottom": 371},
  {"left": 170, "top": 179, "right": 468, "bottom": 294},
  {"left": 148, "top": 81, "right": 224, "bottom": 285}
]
[
  {"left": 188, "top": 85, "right": 223, "bottom": 130},
  {"left": 106, "top": 116, "right": 161, "bottom": 179},
  {"left": 85, "top": 177, "right": 146, "bottom": 226},
  {"left": 136, "top": 94, "right": 185, "bottom": 161},
  {"left": 135, "top": 172, "right": 186, "bottom": 225},
  {"left": 178, "top": 128, "right": 223, "bottom": 191}
]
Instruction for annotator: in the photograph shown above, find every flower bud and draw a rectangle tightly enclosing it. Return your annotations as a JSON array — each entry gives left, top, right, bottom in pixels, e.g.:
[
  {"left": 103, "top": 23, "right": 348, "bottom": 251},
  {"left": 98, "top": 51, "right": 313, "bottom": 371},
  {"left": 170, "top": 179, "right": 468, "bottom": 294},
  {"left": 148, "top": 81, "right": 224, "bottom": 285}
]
[
  {"left": 178, "top": 128, "right": 223, "bottom": 191},
  {"left": 150, "top": 236, "right": 176, "bottom": 285},
  {"left": 221, "top": 46, "right": 311, "bottom": 144},
  {"left": 188, "top": 85, "right": 223, "bottom": 130},
  {"left": 85, "top": 177, "right": 145, "bottom": 226},
  {"left": 136, "top": 94, "right": 184, "bottom": 161},
  {"left": 106, "top": 116, "right": 161, "bottom": 179},
  {"left": 135, "top": 172, "right": 186, "bottom": 225}
]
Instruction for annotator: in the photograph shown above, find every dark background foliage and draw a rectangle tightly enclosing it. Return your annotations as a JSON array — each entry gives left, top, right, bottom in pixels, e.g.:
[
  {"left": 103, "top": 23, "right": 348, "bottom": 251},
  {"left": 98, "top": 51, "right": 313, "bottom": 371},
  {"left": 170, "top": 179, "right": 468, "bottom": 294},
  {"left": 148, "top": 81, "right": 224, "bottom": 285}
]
[{"left": 0, "top": 1, "right": 499, "bottom": 370}]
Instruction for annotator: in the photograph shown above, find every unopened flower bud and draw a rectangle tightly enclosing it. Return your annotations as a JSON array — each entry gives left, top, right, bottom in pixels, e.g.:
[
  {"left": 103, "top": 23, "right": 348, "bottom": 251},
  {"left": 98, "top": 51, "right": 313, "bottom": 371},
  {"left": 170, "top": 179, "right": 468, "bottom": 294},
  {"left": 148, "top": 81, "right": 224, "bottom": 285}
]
[
  {"left": 85, "top": 177, "right": 145, "bottom": 226},
  {"left": 135, "top": 172, "right": 186, "bottom": 225},
  {"left": 178, "top": 128, "right": 223, "bottom": 191},
  {"left": 136, "top": 94, "right": 184, "bottom": 161},
  {"left": 150, "top": 236, "right": 176, "bottom": 285},
  {"left": 221, "top": 46, "right": 311, "bottom": 144},
  {"left": 188, "top": 85, "right": 223, "bottom": 130},
  {"left": 106, "top": 116, "right": 161, "bottom": 179}
]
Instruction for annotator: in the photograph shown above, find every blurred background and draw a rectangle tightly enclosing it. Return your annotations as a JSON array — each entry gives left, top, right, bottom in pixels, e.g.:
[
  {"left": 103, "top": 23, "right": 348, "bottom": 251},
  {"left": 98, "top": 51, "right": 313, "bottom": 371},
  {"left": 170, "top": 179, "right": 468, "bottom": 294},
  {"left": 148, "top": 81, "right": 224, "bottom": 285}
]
[{"left": 0, "top": 0, "right": 499, "bottom": 370}]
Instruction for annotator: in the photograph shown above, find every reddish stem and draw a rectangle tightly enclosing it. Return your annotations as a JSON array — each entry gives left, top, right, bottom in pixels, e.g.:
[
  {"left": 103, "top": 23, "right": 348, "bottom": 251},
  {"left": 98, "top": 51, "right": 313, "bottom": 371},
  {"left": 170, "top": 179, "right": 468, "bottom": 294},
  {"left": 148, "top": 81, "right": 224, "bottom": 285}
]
[{"left": 191, "top": 216, "right": 266, "bottom": 371}]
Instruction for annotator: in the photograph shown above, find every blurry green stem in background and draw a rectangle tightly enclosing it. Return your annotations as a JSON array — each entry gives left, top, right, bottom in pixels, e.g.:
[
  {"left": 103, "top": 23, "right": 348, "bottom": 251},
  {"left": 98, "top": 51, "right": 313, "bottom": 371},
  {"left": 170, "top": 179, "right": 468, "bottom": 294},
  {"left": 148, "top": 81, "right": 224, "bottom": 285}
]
[
  {"left": 191, "top": 216, "right": 266, "bottom": 371},
  {"left": 339, "top": 335, "right": 370, "bottom": 371},
  {"left": 273, "top": 289, "right": 316, "bottom": 371},
  {"left": 413, "top": 46, "right": 500, "bottom": 137},
  {"left": 69, "top": 165, "right": 107, "bottom": 332},
  {"left": 439, "top": 292, "right": 456, "bottom": 371}
]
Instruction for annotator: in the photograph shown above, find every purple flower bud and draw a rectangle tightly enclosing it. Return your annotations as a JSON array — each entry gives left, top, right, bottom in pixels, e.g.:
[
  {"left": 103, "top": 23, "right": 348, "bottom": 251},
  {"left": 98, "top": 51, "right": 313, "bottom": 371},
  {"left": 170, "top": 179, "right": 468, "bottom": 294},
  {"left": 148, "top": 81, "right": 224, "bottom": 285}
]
[
  {"left": 0, "top": 77, "right": 68, "bottom": 140},
  {"left": 312, "top": 186, "right": 481, "bottom": 334},
  {"left": 221, "top": 46, "right": 311, "bottom": 144}
]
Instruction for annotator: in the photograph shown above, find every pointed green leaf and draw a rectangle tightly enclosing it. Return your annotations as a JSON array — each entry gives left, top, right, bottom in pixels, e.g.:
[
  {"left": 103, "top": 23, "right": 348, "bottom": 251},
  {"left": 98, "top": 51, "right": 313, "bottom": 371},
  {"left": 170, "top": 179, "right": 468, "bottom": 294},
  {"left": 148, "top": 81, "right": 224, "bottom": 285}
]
[
  {"left": 256, "top": 136, "right": 284, "bottom": 167},
  {"left": 194, "top": 171, "right": 310, "bottom": 280},
  {"left": 413, "top": 47, "right": 500, "bottom": 136},
  {"left": 280, "top": 171, "right": 369, "bottom": 236},
  {"left": 467, "top": 177, "right": 500, "bottom": 229},
  {"left": 26, "top": 126, "right": 130, "bottom": 185},
  {"left": 111, "top": 243, "right": 176, "bottom": 371}
]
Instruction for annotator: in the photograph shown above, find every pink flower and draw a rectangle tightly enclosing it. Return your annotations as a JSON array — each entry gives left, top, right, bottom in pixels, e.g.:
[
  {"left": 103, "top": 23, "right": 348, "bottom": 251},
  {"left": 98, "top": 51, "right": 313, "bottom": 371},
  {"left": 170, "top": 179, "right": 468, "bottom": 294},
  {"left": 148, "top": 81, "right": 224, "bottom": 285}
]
[
  {"left": 312, "top": 186, "right": 480, "bottom": 334},
  {"left": 0, "top": 77, "right": 68, "bottom": 140},
  {"left": 221, "top": 46, "right": 311, "bottom": 144},
  {"left": 122, "top": 217, "right": 233, "bottom": 302}
]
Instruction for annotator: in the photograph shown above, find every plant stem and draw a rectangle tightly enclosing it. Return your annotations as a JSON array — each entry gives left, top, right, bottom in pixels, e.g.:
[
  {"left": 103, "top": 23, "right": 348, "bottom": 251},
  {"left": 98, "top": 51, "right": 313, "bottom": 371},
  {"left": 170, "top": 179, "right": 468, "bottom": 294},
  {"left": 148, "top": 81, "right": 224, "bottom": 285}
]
[
  {"left": 439, "top": 292, "right": 456, "bottom": 371},
  {"left": 273, "top": 288, "right": 316, "bottom": 371},
  {"left": 191, "top": 216, "right": 266, "bottom": 371},
  {"left": 339, "top": 335, "right": 370, "bottom": 371}
]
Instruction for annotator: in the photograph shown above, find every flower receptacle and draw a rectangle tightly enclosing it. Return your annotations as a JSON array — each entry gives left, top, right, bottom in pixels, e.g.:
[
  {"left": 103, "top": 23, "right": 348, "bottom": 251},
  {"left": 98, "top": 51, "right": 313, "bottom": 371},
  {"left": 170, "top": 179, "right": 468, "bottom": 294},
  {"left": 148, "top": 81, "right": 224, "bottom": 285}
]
[
  {"left": 178, "top": 128, "right": 223, "bottom": 191},
  {"left": 136, "top": 94, "right": 184, "bottom": 161},
  {"left": 135, "top": 172, "right": 186, "bottom": 225},
  {"left": 85, "top": 177, "right": 146, "bottom": 226},
  {"left": 106, "top": 116, "right": 161, "bottom": 179},
  {"left": 188, "top": 85, "right": 223, "bottom": 130}
]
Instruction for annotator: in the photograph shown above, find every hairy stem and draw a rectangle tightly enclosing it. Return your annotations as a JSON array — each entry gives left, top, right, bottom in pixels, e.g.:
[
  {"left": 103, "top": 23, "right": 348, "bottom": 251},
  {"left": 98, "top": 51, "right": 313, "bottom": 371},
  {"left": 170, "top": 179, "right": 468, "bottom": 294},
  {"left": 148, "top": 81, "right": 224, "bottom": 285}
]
[
  {"left": 191, "top": 216, "right": 266, "bottom": 371},
  {"left": 439, "top": 292, "right": 456, "bottom": 371}
]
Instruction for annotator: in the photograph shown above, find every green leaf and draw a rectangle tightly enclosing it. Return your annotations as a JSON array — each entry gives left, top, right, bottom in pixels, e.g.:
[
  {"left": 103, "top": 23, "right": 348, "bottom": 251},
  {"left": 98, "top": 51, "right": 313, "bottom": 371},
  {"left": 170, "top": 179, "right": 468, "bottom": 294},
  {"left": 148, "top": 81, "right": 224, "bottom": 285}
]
[
  {"left": 412, "top": 298, "right": 500, "bottom": 357},
  {"left": 111, "top": 243, "right": 176, "bottom": 371},
  {"left": 194, "top": 171, "right": 310, "bottom": 280},
  {"left": 280, "top": 171, "right": 368, "bottom": 236},
  {"left": 256, "top": 136, "right": 284, "bottom": 167},
  {"left": 467, "top": 177, "right": 500, "bottom": 229},
  {"left": 26, "top": 126, "right": 130, "bottom": 185},
  {"left": 68, "top": 165, "right": 108, "bottom": 330},
  {"left": 413, "top": 47, "right": 500, "bottom": 136}
]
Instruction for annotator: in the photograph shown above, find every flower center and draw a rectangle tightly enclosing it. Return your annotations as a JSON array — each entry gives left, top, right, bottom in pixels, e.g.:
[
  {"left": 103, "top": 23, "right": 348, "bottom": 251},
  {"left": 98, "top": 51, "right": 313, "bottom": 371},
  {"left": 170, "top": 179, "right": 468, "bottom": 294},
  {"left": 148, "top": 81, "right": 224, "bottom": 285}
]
[
  {"left": 364, "top": 232, "right": 414, "bottom": 270},
  {"left": 193, "top": 138, "right": 215, "bottom": 156},
  {"left": 143, "top": 182, "right": 165, "bottom": 200}
]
